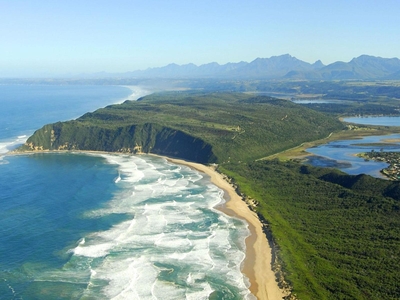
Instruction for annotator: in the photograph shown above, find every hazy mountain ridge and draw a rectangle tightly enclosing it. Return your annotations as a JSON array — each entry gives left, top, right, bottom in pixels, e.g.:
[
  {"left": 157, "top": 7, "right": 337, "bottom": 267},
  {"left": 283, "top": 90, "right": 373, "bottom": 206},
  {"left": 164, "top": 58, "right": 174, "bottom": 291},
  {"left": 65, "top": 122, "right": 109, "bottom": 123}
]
[
  {"left": 119, "top": 54, "right": 400, "bottom": 80},
  {"left": 299, "top": 55, "right": 400, "bottom": 80},
  {"left": 69, "top": 54, "right": 400, "bottom": 80},
  {"left": 127, "top": 54, "right": 324, "bottom": 79}
]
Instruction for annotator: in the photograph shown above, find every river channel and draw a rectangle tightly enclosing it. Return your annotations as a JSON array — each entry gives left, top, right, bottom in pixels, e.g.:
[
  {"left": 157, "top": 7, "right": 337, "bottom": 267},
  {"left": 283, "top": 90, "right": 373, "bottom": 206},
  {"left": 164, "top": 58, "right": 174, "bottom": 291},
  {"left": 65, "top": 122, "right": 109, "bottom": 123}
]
[
  {"left": 343, "top": 116, "right": 400, "bottom": 126},
  {"left": 305, "top": 116, "right": 400, "bottom": 179}
]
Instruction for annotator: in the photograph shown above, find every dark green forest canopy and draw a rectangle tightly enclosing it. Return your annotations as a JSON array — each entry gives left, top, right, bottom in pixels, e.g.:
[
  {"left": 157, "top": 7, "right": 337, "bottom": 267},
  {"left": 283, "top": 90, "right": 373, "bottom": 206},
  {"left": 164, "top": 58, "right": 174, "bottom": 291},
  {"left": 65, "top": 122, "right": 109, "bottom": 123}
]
[
  {"left": 222, "top": 160, "right": 400, "bottom": 300},
  {"left": 22, "top": 92, "right": 343, "bottom": 163}
]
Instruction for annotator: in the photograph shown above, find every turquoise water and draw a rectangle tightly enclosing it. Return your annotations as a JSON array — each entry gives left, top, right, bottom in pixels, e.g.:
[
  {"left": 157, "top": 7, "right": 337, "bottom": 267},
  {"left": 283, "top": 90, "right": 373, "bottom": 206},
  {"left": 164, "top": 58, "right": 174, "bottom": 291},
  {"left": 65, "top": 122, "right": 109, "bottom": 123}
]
[{"left": 0, "top": 85, "right": 252, "bottom": 299}]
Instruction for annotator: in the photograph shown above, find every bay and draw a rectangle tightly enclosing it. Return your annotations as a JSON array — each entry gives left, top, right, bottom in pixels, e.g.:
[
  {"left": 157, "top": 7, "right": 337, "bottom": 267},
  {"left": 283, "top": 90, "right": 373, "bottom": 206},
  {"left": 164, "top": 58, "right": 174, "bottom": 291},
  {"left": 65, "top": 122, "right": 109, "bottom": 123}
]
[{"left": 0, "top": 85, "right": 253, "bottom": 299}]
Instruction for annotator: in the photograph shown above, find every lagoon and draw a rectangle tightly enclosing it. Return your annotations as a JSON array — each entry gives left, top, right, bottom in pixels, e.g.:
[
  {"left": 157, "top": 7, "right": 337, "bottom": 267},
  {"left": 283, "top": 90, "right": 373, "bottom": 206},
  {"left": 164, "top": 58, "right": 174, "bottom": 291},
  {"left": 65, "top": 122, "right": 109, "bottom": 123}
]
[
  {"left": 343, "top": 116, "right": 400, "bottom": 127},
  {"left": 292, "top": 99, "right": 351, "bottom": 104},
  {"left": 305, "top": 134, "right": 400, "bottom": 179}
]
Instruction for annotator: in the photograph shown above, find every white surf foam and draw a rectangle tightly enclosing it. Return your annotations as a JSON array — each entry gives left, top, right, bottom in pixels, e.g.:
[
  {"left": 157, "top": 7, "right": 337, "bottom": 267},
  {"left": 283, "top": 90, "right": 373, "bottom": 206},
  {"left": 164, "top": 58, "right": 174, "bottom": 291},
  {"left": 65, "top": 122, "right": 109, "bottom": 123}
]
[
  {"left": 0, "top": 135, "right": 28, "bottom": 154},
  {"left": 60, "top": 154, "right": 253, "bottom": 298},
  {"left": 114, "top": 172, "right": 121, "bottom": 183},
  {"left": 0, "top": 135, "right": 29, "bottom": 164}
]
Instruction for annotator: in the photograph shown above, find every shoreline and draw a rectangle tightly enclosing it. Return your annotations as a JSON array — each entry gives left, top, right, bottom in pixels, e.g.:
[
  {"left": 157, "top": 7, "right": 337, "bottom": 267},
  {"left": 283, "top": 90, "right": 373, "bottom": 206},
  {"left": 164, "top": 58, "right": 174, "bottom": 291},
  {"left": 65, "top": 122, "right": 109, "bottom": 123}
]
[
  {"left": 116, "top": 85, "right": 153, "bottom": 104},
  {"left": 163, "top": 156, "right": 287, "bottom": 300},
  {"left": 9, "top": 149, "right": 287, "bottom": 299}
]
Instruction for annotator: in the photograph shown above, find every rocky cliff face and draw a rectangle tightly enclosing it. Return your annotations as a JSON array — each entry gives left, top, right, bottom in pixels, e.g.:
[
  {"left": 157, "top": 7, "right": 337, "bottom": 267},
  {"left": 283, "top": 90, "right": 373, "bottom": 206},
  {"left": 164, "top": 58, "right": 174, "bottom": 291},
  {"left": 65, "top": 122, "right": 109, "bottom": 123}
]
[{"left": 21, "top": 122, "right": 217, "bottom": 164}]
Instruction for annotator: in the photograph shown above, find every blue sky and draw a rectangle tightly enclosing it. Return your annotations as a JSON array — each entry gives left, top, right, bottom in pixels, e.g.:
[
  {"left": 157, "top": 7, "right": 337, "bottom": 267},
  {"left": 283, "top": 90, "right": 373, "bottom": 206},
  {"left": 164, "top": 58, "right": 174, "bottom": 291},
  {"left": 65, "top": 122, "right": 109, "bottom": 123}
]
[{"left": 1, "top": 0, "right": 399, "bottom": 77}]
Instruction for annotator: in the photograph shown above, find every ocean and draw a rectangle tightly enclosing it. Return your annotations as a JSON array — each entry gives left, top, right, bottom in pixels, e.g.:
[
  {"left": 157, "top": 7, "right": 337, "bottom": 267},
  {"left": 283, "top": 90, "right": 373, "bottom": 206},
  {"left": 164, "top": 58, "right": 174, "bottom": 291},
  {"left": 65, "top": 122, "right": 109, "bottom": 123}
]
[{"left": 0, "top": 85, "right": 252, "bottom": 299}]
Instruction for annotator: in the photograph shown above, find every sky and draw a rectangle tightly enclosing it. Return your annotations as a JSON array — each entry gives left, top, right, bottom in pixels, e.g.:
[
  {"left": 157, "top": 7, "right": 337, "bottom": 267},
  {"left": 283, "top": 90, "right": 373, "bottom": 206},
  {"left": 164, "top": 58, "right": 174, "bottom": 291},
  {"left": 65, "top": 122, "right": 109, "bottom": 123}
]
[{"left": 1, "top": 0, "right": 400, "bottom": 77}]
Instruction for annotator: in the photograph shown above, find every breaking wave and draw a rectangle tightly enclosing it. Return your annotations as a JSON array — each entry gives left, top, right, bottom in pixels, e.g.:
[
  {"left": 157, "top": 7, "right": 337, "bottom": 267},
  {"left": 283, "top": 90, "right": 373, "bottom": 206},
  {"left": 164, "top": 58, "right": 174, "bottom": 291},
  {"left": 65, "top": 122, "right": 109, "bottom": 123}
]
[{"left": 37, "top": 154, "right": 253, "bottom": 299}]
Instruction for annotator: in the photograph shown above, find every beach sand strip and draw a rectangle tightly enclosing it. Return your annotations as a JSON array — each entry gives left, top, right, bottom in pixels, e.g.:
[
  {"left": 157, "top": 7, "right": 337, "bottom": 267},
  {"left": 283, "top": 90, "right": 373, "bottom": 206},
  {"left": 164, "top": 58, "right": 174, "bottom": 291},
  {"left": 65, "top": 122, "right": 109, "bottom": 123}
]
[{"left": 164, "top": 157, "right": 286, "bottom": 300}]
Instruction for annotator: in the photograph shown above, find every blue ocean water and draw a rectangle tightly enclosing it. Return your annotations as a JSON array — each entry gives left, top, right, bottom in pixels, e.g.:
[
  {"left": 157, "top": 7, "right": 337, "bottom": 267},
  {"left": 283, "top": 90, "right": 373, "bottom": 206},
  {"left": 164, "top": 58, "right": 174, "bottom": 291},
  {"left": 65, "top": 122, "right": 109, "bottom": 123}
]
[
  {"left": 0, "top": 85, "right": 133, "bottom": 142},
  {"left": 0, "top": 85, "right": 252, "bottom": 299}
]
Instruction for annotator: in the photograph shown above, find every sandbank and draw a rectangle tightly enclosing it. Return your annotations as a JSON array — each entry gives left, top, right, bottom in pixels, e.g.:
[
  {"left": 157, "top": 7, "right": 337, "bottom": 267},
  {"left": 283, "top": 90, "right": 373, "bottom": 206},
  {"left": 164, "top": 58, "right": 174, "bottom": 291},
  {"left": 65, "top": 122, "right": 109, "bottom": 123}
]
[
  {"left": 382, "top": 138, "right": 400, "bottom": 143},
  {"left": 164, "top": 156, "right": 286, "bottom": 300}
]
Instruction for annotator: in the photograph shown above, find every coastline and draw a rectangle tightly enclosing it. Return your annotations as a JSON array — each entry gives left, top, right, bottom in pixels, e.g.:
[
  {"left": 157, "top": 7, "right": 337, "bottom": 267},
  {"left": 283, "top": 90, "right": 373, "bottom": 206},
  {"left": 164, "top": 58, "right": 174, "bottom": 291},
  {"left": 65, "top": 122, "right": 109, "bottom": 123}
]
[
  {"left": 116, "top": 85, "right": 153, "bottom": 103},
  {"left": 9, "top": 149, "right": 286, "bottom": 299},
  {"left": 164, "top": 156, "right": 287, "bottom": 300}
]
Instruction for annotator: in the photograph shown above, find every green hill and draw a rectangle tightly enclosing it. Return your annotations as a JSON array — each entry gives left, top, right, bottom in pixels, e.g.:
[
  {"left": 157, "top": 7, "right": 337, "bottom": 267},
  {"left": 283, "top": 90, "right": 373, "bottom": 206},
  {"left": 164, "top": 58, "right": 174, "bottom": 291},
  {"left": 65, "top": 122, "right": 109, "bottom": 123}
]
[{"left": 20, "top": 92, "right": 343, "bottom": 163}]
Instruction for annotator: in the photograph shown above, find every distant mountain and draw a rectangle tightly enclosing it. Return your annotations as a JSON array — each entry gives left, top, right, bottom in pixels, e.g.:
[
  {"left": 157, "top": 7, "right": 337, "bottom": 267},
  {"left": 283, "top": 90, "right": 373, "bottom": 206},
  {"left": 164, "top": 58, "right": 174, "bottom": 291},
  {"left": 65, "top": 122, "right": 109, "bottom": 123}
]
[
  {"left": 125, "top": 54, "right": 325, "bottom": 79},
  {"left": 224, "top": 54, "right": 322, "bottom": 78},
  {"left": 383, "top": 70, "right": 400, "bottom": 80},
  {"left": 124, "top": 61, "right": 248, "bottom": 78},
  {"left": 75, "top": 54, "right": 400, "bottom": 80},
  {"left": 284, "top": 55, "right": 400, "bottom": 80}
]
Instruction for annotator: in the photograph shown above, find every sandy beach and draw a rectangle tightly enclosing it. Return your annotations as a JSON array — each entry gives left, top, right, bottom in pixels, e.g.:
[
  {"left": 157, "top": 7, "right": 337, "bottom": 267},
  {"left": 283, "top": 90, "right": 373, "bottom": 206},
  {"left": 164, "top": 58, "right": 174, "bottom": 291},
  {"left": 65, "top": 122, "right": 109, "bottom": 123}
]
[{"left": 165, "top": 157, "right": 286, "bottom": 300}]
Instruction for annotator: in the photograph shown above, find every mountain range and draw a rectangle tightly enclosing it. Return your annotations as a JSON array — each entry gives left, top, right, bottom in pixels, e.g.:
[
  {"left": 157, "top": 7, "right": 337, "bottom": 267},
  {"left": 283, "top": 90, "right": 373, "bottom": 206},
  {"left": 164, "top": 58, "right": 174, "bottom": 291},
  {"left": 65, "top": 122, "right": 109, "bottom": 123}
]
[{"left": 86, "top": 54, "right": 400, "bottom": 80}]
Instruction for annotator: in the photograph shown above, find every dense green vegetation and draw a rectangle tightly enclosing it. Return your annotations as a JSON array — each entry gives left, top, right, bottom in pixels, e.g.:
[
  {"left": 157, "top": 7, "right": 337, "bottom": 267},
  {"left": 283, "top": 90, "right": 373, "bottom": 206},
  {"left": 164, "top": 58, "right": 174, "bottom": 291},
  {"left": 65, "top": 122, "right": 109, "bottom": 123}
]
[
  {"left": 21, "top": 92, "right": 343, "bottom": 163},
  {"left": 221, "top": 160, "right": 400, "bottom": 300}
]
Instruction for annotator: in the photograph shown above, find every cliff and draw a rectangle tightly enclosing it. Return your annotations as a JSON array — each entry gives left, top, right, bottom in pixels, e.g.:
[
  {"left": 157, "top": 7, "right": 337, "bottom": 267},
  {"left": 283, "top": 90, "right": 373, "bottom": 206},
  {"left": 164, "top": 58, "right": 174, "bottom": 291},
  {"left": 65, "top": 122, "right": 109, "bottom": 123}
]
[
  {"left": 19, "top": 92, "right": 344, "bottom": 163},
  {"left": 21, "top": 122, "right": 216, "bottom": 164}
]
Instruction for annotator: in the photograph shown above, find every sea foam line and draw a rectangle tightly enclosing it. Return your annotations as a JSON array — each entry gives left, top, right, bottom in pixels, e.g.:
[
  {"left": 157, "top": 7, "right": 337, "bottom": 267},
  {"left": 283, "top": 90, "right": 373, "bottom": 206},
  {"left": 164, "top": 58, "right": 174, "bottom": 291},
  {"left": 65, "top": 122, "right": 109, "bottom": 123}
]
[
  {"left": 0, "top": 135, "right": 29, "bottom": 164},
  {"left": 46, "top": 154, "right": 253, "bottom": 299},
  {"left": 0, "top": 135, "right": 28, "bottom": 155}
]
